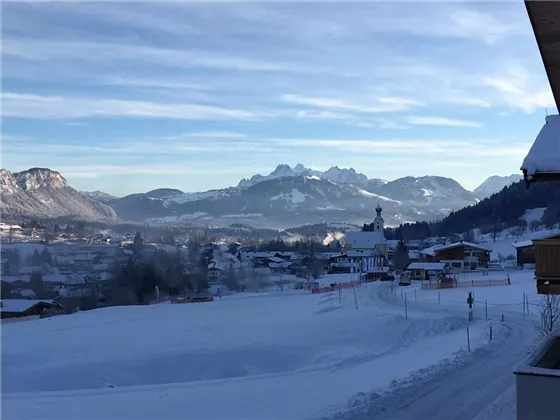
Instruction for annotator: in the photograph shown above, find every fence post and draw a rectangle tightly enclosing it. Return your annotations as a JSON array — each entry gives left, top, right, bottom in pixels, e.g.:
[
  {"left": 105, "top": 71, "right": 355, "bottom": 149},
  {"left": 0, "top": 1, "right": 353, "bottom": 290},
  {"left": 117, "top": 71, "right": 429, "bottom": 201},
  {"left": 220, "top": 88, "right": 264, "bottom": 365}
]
[
  {"left": 473, "top": 292, "right": 475, "bottom": 309},
  {"left": 467, "top": 292, "right": 473, "bottom": 321},
  {"left": 490, "top": 326, "right": 493, "bottom": 341},
  {"left": 526, "top": 294, "right": 530, "bottom": 315},
  {"left": 467, "top": 327, "right": 471, "bottom": 352},
  {"left": 405, "top": 292, "right": 408, "bottom": 320},
  {"left": 485, "top": 300, "right": 488, "bottom": 320},
  {"left": 501, "top": 314, "right": 504, "bottom": 322},
  {"left": 523, "top": 292, "right": 526, "bottom": 316},
  {"left": 338, "top": 283, "right": 342, "bottom": 304},
  {"left": 401, "top": 289, "right": 403, "bottom": 300},
  {"left": 352, "top": 284, "right": 358, "bottom": 311}
]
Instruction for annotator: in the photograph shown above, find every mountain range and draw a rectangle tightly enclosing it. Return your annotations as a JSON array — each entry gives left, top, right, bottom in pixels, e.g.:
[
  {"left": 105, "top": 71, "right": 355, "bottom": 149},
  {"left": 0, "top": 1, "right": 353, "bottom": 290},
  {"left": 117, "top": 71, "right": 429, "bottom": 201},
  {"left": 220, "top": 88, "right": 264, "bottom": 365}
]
[
  {"left": 0, "top": 165, "right": 521, "bottom": 229},
  {"left": 1, "top": 168, "right": 118, "bottom": 222}
]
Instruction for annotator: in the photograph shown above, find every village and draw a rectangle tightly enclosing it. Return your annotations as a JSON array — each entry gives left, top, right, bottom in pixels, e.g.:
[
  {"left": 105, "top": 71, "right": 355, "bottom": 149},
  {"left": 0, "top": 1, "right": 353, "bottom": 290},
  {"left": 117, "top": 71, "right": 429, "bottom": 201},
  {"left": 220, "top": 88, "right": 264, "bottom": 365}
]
[{"left": 1, "top": 204, "right": 556, "bottom": 321}]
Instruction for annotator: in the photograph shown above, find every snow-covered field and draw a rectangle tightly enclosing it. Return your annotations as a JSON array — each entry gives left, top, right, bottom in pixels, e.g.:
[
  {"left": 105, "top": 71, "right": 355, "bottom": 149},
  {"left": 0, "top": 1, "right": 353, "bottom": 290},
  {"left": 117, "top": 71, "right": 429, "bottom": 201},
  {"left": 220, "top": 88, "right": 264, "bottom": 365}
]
[{"left": 2, "top": 271, "right": 541, "bottom": 420}]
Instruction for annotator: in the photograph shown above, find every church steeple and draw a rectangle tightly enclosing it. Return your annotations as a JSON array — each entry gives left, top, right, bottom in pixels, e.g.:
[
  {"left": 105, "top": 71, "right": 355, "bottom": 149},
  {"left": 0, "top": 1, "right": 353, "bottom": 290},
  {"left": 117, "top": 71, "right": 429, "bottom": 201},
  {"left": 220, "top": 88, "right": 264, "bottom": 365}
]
[{"left": 374, "top": 203, "right": 384, "bottom": 232}]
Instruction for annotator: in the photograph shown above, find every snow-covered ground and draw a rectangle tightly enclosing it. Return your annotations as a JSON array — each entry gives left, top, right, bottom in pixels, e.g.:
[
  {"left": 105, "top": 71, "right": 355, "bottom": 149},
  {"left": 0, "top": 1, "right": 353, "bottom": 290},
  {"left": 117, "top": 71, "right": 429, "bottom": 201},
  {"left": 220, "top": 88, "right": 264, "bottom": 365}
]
[{"left": 2, "top": 270, "right": 541, "bottom": 420}]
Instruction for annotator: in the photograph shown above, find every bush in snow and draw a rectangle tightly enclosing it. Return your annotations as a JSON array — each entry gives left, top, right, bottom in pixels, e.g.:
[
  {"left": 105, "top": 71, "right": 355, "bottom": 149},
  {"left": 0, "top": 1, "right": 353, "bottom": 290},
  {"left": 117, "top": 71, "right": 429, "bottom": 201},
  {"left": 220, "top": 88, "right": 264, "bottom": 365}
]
[{"left": 535, "top": 294, "right": 560, "bottom": 338}]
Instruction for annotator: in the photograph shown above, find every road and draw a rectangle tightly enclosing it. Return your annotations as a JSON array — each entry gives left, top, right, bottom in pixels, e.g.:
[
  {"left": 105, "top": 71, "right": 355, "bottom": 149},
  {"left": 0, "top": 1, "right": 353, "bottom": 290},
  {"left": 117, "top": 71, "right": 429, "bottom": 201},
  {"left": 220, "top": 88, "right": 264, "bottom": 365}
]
[{"left": 343, "top": 283, "right": 535, "bottom": 420}]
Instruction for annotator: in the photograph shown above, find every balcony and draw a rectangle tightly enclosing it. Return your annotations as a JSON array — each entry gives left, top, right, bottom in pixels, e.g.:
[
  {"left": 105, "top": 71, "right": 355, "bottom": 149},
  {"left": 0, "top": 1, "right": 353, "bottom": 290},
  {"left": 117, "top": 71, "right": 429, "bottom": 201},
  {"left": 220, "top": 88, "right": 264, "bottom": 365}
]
[{"left": 515, "top": 331, "right": 560, "bottom": 420}]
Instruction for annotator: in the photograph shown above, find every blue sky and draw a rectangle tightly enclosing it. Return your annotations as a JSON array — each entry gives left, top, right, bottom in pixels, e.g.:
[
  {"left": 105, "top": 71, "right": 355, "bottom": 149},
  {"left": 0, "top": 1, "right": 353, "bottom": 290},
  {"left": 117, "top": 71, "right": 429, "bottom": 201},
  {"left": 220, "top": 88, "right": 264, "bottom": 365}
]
[{"left": 1, "top": 1, "right": 555, "bottom": 196}]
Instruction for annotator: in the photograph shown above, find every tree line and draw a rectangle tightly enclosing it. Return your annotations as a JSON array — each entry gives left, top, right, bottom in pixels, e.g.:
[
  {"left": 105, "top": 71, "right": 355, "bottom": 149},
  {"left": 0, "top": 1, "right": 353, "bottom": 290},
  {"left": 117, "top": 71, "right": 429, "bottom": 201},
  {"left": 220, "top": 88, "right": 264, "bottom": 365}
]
[{"left": 379, "top": 181, "right": 560, "bottom": 240}]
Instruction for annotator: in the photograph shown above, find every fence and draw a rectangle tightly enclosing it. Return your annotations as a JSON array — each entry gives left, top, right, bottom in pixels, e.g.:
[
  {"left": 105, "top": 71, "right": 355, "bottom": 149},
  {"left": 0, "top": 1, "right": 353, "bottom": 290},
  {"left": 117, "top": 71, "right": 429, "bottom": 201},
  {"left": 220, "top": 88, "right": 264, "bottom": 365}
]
[
  {"left": 421, "top": 277, "right": 511, "bottom": 290},
  {"left": 1, "top": 315, "right": 40, "bottom": 324},
  {"left": 311, "top": 281, "right": 361, "bottom": 294}
]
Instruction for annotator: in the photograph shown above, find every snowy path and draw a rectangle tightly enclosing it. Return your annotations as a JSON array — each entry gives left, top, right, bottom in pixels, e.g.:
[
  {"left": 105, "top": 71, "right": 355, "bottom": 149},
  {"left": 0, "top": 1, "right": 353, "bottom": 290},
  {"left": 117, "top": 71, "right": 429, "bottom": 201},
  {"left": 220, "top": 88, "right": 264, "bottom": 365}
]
[{"left": 326, "top": 284, "right": 535, "bottom": 420}]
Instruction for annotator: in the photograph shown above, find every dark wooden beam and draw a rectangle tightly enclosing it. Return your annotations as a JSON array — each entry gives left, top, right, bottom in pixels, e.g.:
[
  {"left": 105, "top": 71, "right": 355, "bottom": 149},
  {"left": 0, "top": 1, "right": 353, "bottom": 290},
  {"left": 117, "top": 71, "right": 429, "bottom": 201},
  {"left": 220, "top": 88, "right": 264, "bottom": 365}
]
[{"left": 525, "top": 1, "right": 560, "bottom": 111}]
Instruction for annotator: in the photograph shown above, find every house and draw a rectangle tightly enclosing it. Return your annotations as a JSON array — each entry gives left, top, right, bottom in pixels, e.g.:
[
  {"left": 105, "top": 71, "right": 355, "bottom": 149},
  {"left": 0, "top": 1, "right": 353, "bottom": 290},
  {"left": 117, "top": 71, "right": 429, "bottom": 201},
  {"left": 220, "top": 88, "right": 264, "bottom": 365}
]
[
  {"left": 407, "top": 262, "right": 449, "bottom": 280},
  {"left": 0, "top": 299, "right": 66, "bottom": 319},
  {"left": 207, "top": 266, "right": 228, "bottom": 283},
  {"left": 513, "top": 240, "right": 537, "bottom": 267},
  {"left": 345, "top": 205, "right": 389, "bottom": 258},
  {"left": 428, "top": 241, "right": 491, "bottom": 272}
]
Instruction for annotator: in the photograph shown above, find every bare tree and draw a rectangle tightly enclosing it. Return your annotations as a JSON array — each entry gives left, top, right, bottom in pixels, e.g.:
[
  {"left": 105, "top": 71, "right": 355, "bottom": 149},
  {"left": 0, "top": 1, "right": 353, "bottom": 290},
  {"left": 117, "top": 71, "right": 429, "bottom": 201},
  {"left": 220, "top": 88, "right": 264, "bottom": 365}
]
[{"left": 536, "top": 294, "right": 560, "bottom": 337}]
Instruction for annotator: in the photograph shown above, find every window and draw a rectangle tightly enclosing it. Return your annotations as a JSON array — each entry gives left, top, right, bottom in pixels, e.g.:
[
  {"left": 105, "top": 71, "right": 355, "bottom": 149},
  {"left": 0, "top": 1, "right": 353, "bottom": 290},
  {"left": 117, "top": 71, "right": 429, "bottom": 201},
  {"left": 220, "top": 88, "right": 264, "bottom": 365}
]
[{"left": 452, "top": 262, "right": 462, "bottom": 268}]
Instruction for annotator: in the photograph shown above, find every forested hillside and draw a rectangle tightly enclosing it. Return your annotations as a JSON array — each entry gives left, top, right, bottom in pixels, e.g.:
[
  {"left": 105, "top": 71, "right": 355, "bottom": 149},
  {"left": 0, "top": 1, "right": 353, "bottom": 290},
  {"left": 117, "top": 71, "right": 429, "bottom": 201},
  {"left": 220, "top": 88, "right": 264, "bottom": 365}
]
[{"left": 383, "top": 181, "right": 560, "bottom": 240}]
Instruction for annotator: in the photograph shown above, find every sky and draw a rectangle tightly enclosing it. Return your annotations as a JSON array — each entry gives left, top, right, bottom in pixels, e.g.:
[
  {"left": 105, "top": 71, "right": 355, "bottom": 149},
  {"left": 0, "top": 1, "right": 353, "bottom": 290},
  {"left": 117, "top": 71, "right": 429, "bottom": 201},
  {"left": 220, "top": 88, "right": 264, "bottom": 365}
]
[{"left": 1, "top": 1, "right": 556, "bottom": 197}]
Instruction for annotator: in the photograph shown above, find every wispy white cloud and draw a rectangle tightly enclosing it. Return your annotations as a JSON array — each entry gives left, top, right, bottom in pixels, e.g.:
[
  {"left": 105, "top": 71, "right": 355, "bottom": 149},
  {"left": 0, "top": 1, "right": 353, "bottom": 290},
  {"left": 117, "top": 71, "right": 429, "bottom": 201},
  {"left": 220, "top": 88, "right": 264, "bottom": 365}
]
[
  {"left": 407, "top": 116, "right": 483, "bottom": 128},
  {"left": 184, "top": 131, "right": 249, "bottom": 139},
  {"left": 282, "top": 94, "right": 423, "bottom": 114},
  {"left": 2, "top": 93, "right": 261, "bottom": 120}
]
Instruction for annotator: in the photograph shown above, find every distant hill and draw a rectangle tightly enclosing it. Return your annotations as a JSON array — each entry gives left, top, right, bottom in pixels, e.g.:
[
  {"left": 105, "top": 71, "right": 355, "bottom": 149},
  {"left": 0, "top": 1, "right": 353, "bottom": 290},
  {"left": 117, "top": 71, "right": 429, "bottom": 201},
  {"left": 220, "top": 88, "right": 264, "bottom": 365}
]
[
  {"left": 393, "top": 180, "right": 560, "bottom": 239},
  {"left": 473, "top": 174, "right": 523, "bottom": 199}
]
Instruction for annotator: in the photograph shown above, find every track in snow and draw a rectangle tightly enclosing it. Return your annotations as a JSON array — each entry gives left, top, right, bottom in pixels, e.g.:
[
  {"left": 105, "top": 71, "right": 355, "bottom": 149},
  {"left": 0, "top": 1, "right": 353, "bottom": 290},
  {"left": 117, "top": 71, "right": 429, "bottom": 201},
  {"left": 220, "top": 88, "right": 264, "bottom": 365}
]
[{"left": 324, "top": 283, "right": 536, "bottom": 420}]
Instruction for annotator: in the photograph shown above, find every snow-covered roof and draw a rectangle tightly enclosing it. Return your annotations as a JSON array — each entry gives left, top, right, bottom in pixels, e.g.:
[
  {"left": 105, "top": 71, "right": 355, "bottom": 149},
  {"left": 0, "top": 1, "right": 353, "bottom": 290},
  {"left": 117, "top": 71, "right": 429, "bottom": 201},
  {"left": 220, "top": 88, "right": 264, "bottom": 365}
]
[
  {"left": 268, "top": 256, "right": 285, "bottom": 263},
  {"left": 408, "top": 250, "right": 422, "bottom": 259},
  {"left": 345, "top": 231, "right": 387, "bottom": 249},
  {"left": 434, "top": 242, "right": 491, "bottom": 253},
  {"left": 346, "top": 250, "right": 383, "bottom": 257},
  {"left": 407, "top": 262, "right": 448, "bottom": 270},
  {"left": 420, "top": 244, "right": 444, "bottom": 257},
  {"left": 0, "top": 299, "right": 55, "bottom": 313},
  {"left": 512, "top": 240, "right": 534, "bottom": 249},
  {"left": 18, "top": 266, "right": 42, "bottom": 274},
  {"left": 521, "top": 114, "right": 560, "bottom": 179}
]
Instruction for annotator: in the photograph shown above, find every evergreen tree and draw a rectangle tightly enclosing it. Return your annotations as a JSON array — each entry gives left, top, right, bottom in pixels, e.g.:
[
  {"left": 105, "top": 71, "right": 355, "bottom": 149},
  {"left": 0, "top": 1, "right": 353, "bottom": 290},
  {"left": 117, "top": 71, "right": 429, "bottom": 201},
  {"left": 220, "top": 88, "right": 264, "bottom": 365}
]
[
  {"left": 392, "top": 240, "right": 409, "bottom": 271},
  {"left": 41, "top": 248, "right": 53, "bottom": 266},
  {"left": 133, "top": 232, "right": 144, "bottom": 255},
  {"left": 30, "top": 271, "right": 45, "bottom": 297},
  {"left": 31, "top": 249, "right": 42, "bottom": 266}
]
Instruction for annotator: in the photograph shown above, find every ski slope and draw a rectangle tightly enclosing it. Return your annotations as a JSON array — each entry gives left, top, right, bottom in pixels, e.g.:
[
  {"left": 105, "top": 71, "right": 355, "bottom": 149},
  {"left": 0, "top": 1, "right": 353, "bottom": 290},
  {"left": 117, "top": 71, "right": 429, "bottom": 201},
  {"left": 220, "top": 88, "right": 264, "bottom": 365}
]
[{"left": 2, "top": 271, "right": 540, "bottom": 420}]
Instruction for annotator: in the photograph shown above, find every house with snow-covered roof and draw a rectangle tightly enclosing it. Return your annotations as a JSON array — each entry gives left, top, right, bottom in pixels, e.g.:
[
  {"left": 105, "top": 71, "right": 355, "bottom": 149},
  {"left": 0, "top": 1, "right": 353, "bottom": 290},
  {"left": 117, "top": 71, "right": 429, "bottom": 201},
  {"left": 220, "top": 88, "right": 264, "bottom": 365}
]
[
  {"left": 0, "top": 299, "right": 66, "bottom": 319},
  {"left": 427, "top": 241, "right": 491, "bottom": 272}
]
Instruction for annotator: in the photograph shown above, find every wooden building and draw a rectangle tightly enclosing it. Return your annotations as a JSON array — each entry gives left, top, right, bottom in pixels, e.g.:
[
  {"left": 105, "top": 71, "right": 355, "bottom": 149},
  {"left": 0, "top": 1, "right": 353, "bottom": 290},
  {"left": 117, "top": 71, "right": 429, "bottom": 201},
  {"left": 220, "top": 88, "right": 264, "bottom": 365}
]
[
  {"left": 512, "top": 240, "right": 536, "bottom": 267},
  {"left": 0, "top": 299, "right": 67, "bottom": 319},
  {"left": 430, "top": 242, "right": 491, "bottom": 272},
  {"left": 533, "top": 235, "right": 560, "bottom": 294}
]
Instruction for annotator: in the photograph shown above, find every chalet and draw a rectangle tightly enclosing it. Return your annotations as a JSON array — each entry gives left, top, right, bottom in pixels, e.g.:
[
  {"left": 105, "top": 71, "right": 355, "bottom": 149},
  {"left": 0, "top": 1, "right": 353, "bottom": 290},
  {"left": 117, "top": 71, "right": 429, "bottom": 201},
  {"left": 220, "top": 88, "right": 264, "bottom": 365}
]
[
  {"left": 429, "top": 241, "right": 491, "bottom": 272},
  {"left": 407, "top": 262, "right": 449, "bottom": 280},
  {"left": 267, "top": 256, "right": 292, "bottom": 273},
  {"left": 0, "top": 299, "right": 66, "bottom": 319},
  {"left": 206, "top": 265, "right": 229, "bottom": 283}
]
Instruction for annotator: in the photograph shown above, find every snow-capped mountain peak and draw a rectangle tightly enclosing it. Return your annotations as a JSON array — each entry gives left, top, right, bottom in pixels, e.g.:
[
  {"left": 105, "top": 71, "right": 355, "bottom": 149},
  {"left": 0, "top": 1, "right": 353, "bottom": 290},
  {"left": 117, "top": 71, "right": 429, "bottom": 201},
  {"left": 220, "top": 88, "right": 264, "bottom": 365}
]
[
  {"left": 293, "top": 163, "right": 308, "bottom": 173},
  {"left": 237, "top": 164, "right": 370, "bottom": 189},
  {"left": 14, "top": 167, "right": 67, "bottom": 191}
]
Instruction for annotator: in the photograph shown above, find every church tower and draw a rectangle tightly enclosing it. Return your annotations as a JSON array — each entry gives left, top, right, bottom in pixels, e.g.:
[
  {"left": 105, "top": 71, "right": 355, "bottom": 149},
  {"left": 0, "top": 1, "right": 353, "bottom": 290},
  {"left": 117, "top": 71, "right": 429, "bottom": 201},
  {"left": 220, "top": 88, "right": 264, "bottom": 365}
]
[{"left": 374, "top": 203, "right": 384, "bottom": 232}]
